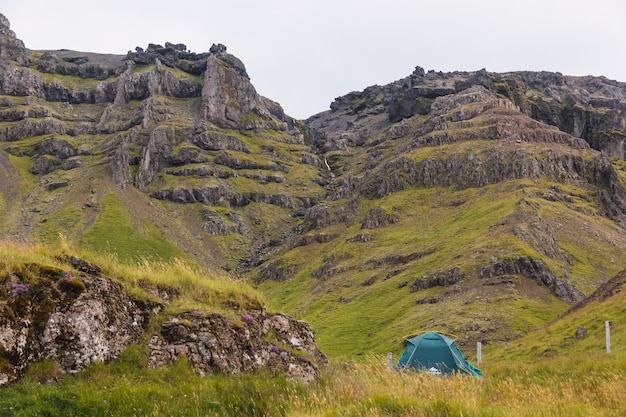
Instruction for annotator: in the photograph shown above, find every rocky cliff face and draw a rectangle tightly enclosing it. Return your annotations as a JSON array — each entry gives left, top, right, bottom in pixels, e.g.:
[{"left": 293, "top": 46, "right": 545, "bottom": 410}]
[
  {"left": 314, "top": 85, "right": 626, "bottom": 223},
  {"left": 0, "top": 13, "right": 325, "bottom": 269},
  {"left": 308, "top": 66, "right": 626, "bottom": 160}
]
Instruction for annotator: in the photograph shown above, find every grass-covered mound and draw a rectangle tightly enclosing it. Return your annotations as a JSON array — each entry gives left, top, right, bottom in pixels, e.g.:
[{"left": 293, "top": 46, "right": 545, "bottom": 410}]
[
  {"left": 1, "top": 240, "right": 328, "bottom": 388},
  {"left": 0, "top": 239, "right": 263, "bottom": 318}
]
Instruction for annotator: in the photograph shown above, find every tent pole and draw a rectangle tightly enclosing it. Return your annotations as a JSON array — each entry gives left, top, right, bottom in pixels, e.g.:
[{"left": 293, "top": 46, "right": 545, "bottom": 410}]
[{"left": 405, "top": 343, "right": 417, "bottom": 369}]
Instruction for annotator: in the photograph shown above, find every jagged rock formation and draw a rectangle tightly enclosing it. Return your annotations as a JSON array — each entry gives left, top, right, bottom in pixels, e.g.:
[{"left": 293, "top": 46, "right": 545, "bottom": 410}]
[
  {"left": 309, "top": 67, "right": 626, "bottom": 158},
  {"left": 313, "top": 85, "right": 626, "bottom": 224},
  {"left": 0, "top": 255, "right": 327, "bottom": 386},
  {"left": 0, "top": 13, "right": 325, "bottom": 267},
  {"left": 479, "top": 256, "right": 584, "bottom": 304}
]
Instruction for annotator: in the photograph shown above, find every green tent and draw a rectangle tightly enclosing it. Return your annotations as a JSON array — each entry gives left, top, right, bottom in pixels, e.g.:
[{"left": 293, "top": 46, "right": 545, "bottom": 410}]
[{"left": 395, "top": 332, "right": 483, "bottom": 376}]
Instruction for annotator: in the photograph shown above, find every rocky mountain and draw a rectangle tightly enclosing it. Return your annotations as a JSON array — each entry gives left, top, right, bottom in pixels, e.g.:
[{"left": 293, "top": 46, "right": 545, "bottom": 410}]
[
  {"left": 2, "top": 11, "right": 626, "bottom": 364},
  {"left": 0, "top": 13, "right": 329, "bottom": 384},
  {"left": 261, "top": 75, "right": 626, "bottom": 354},
  {"left": 0, "top": 13, "right": 326, "bottom": 273}
]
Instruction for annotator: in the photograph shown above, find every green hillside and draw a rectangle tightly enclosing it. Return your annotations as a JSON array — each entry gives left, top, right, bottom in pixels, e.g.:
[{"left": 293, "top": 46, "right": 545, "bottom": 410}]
[
  {"left": 3, "top": 11, "right": 626, "bottom": 414},
  {"left": 253, "top": 88, "right": 626, "bottom": 357}
]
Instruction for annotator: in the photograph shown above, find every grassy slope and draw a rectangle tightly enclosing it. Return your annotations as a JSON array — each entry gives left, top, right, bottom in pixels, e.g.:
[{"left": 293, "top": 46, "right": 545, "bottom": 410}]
[
  {"left": 260, "top": 170, "right": 626, "bottom": 357},
  {"left": 79, "top": 193, "right": 187, "bottom": 264},
  {"left": 255, "top": 116, "right": 626, "bottom": 357},
  {"left": 490, "top": 276, "right": 626, "bottom": 361}
]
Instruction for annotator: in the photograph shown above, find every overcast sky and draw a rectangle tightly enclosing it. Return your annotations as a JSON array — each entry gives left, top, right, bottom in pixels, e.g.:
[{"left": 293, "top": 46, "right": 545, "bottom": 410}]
[{"left": 3, "top": 1, "right": 626, "bottom": 119}]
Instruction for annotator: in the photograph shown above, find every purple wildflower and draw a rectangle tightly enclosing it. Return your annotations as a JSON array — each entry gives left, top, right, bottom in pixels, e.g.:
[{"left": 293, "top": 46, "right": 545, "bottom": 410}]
[
  {"left": 271, "top": 345, "right": 280, "bottom": 353},
  {"left": 297, "top": 356, "right": 311, "bottom": 363},
  {"left": 10, "top": 283, "right": 32, "bottom": 298},
  {"left": 284, "top": 349, "right": 291, "bottom": 356},
  {"left": 243, "top": 314, "right": 255, "bottom": 324},
  {"left": 191, "top": 309, "right": 202, "bottom": 317},
  {"left": 61, "top": 272, "right": 74, "bottom": 281}
]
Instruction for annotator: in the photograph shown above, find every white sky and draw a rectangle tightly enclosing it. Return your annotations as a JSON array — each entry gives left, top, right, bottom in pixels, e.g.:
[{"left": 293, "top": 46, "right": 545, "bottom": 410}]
[{"left": 3, "top": 1, "right": 626, "bottom": 119}]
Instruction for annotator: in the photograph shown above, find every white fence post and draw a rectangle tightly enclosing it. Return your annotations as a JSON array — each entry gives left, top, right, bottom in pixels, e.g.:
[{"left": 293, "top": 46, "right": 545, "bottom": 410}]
[
  {"left": 477, "top": 342, "right": 482, "bottom": 367},
  {"left": 387, "top": 352, "right": 393, "bottom": 368},
  {"left": 606, "top": 321, "right": 611, "bottom": 354}
]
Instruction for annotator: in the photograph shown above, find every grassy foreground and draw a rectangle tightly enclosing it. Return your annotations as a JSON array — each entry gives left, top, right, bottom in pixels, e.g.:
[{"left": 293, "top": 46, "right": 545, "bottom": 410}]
[
  {"left": 1, "top": 350, "right": 625, "bottom": 417},
  {"left": 2, "top": 241, "right": 625, "bottom": 416}
]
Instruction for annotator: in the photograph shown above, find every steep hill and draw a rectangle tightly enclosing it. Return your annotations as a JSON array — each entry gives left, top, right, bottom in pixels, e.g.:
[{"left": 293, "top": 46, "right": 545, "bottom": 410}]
[{"left": 2, "top": 12, "right": 626, "bottom": 361}]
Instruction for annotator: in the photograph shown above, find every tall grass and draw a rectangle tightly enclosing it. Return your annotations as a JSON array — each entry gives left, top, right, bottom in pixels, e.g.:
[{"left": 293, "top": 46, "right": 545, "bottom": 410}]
[
  {"left": 99, "top": 254, "right": 265, "bottom": 315},
  {"left": 2, "top": 351, "right": 626, "bottom": 416}
]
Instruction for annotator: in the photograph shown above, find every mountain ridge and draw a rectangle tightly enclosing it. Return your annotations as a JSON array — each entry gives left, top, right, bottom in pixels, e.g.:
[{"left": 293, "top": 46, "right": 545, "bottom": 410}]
[{"left": 2, "top": 12, "right": 626, "bottom": 362}]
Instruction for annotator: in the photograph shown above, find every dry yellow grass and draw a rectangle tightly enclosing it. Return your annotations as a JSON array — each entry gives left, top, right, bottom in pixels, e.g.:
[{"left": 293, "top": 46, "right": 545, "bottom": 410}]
[{"left": 281, "top": 354, "right": 626, "bottom": 417}]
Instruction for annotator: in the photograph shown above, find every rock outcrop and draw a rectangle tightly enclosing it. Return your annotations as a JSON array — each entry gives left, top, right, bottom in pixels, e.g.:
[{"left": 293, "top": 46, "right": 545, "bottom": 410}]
[
  {"left": 0, "top": 256, "right": 328, "bottom": 386},
  {"left": 479, "top": 256, "right": 584, "bottom": 304},
  {"left": 149, "top": 309, "right": 327, "bottom": 383},
  {"left": 0, "top": 14, "right": 26, "bottom": 65},
  {"left": 0, "top": 259, "right": 163, "bottom": 386},
  {"left": 410, "top": 268, "right": 464, "bottom": 292},
  {"left": 361, "top": 206, "right": 398, "bottom": 229}
]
